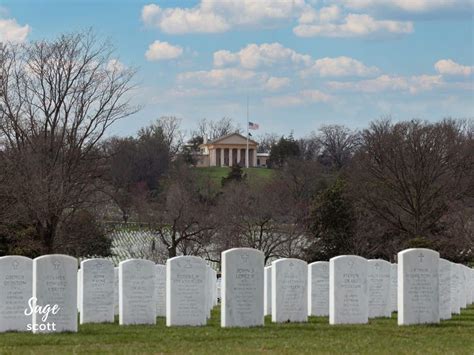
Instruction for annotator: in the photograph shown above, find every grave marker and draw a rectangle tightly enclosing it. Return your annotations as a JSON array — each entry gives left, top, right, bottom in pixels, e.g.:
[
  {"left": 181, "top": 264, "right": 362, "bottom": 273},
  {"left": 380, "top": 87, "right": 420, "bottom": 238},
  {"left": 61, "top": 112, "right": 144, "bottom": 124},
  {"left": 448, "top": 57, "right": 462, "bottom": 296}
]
[
  {"left": 398, "top": 248, "right": 439, "bottom": 325},
  {"left": 0, "top": 256, "right": 32, "bottom": 332}
]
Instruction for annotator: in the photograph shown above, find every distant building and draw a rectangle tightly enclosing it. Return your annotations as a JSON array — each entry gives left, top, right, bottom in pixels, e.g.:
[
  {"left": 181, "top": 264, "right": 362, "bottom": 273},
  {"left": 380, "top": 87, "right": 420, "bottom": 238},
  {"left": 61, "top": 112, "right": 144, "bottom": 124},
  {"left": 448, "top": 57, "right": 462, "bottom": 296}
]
[{"left": 195, "top": 132, "right": 268, "bottom": 168}]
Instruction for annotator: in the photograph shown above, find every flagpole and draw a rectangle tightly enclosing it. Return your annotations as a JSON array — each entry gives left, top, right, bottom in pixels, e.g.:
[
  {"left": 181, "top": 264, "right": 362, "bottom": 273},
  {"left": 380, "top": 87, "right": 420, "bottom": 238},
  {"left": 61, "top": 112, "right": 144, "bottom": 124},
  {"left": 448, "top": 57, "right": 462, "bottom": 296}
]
[{"left": 246, "top": 95, "right": 249, "bottom": 168}]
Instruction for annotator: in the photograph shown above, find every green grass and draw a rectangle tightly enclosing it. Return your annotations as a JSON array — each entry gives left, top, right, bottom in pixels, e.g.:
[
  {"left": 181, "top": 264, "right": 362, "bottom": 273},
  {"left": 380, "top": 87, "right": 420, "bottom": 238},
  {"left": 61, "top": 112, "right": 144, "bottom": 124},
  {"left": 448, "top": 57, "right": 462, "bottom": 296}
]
[
  {"left": 1, "top": 306, "right": 473, "bottom": 354},
  {"left": 194, "top": 166, "right": 275, "bottom": 187}
]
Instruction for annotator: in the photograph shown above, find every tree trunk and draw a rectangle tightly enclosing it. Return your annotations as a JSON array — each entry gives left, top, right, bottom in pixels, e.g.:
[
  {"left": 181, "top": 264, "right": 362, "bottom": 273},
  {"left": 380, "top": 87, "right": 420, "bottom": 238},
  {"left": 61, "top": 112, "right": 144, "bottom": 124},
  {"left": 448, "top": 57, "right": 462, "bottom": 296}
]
[
  {"left": 37, "top": 221, "right": 56, "bottom": 254},
  {"left": 168, "top": 245, "right": 177, "bottom": 258}
]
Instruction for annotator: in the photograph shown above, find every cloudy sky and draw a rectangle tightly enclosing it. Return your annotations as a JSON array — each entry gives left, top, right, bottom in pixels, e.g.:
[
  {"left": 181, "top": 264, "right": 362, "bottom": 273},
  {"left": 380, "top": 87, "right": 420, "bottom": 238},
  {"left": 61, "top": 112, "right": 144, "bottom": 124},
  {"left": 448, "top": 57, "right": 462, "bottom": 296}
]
[{"left": 1, "top": 0, "right": 473, "bottom": 136}]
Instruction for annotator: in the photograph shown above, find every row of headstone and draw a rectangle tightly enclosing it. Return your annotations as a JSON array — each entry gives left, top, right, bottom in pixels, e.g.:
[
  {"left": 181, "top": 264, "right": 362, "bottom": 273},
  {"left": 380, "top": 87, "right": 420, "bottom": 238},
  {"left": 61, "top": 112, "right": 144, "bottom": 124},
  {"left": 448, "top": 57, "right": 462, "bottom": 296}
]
[
  {"left": 0, "top": 249, "right": 473, "bottom": 332},
  {"left": 258, "top": 249, "right": 474, "bottom": 327}
]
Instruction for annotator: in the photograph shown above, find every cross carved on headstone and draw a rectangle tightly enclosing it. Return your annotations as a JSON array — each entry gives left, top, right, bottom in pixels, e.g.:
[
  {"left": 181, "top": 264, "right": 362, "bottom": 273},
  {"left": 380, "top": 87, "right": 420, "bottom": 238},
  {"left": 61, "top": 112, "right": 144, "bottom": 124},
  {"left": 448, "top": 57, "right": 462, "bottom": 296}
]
[
  {"left": 241, "top": 253, "right": 249, "bottom": 263},
  {"left": 12, "top": 260, "right": 19, "bottom": 270},
  {"left": 418, "top": 253, "right": 424, "bottom": 263},
  {"left": 53, "top": 260, "right": 61, "bottom": 270}
]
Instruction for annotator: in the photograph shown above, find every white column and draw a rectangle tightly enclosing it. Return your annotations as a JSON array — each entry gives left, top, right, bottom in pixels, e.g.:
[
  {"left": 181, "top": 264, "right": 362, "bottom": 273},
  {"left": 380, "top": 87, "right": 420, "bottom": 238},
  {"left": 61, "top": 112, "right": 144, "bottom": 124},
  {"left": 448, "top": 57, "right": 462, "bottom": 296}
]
[
  {"left": 229, "top": 148, "right": 233, "bottom": 167},
  {"left": 253, "top": 149, "right": 257, "bottom": 168},
  {"left": 237, "top": 149, "right": 241, "bottom": 166},
  {"left": 210, "top": 149, "right": 216, "bottom": 166},
  {"left": 220, "top": 148, "right": 225, "bottom": 167}
]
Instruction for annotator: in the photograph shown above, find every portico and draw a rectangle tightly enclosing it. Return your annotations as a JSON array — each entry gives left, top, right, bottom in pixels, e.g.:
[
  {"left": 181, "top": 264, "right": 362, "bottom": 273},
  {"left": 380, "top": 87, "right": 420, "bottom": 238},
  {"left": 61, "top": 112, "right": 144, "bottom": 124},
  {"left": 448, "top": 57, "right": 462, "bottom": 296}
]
[{"left": 199, "top": 133, "right": 258, "bottom": 167}]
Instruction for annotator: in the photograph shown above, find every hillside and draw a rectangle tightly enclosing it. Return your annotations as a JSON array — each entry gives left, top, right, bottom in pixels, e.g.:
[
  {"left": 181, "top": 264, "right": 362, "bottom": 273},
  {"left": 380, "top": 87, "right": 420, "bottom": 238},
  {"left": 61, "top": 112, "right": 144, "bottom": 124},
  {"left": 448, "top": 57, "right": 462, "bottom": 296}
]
[{"left": 194, "top": 167, "right": 275, "bottom": 187}]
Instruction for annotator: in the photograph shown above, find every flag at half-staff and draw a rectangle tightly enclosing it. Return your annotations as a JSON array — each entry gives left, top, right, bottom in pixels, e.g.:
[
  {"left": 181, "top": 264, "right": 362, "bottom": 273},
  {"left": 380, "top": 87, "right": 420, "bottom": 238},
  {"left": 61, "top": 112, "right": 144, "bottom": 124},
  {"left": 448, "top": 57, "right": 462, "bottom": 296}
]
[{"left": 248, "top": 121, "right": 259, "bottom": 130}]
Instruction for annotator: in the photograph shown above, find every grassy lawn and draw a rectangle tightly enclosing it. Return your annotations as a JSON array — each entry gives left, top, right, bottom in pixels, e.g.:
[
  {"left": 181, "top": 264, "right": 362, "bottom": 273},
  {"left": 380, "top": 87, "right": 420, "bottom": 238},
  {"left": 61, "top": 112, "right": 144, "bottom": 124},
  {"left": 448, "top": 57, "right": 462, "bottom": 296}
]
[
  {"left": 194, "top": 166, "right": 275, "bottom": 187},
  {"left": 1, "top": 306, "right": 473, "bottom": 354}
]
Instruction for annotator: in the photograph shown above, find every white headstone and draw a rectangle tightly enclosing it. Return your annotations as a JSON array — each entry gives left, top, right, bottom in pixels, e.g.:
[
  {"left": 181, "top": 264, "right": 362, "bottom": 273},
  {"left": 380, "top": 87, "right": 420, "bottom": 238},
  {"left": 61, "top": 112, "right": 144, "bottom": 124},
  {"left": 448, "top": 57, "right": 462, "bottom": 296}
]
[
  {"left": 390, "top": 263, "right": 397, "bottom": 313},
  {"left": 470, "top": 268, "right": 474, "bottom": 305},
  {"left": 0, "top": 256, "right": 32, "bottom": 332},
  {"left": 206, "top": 266, "right": 212, "bottom": 319},
  {"left": 211, "top": 268, "right": 218, "bottom": 306},
  {"left": 119, "top": 259, "right": 156, "bottom": 325},
  {"left": 308, "top": 261, "right": 329, "bottom": 317},
  {"left": 77, "top": 269, "right": 82, "bottom": 314},
  {"left": 459, "top": 264, "right": 467, "bottom": 309},
  {"left": 264, "top": 266, "right": 272, "bottom": 316},
  {"left": 368, "top": 259, "right": 391, "bottom": 318},
  {"left": 462, "top": 265, "right": 471, "bottom": 306},
  {"left": 398, "top": 248, "right": 439, "bottom": 325},
  {"left": 208, "top": 267, "right": 217, "bottom": 311},
  {"left": 114, "top": 267, "right": 119, "bottom": 316},
  {"left": 216, "top": 277, "right": 221, "bottom": 302},
  {"left": 438, "top": 258, "right": 451, "bottom": 320},
  {"left": 272, "top": 258, "right": 308, "bottom": 323},
  {"left": 80, "top": 258, "right": 114, "bottom": 324},
  {"left": 329, "top": 255, "right": 368, "bottom": 325},
  {"left": 155, "top": 264, "right": 166, "bottom": 317},
  {"left": 221, "top": 248, "right": 264, "bottom": 327},
  {"left": 32, "top": 254, "right": 78, "bottom": 333},
  {"left": 166, "top": 256, "right": 207, "bottom": 326},
  {"left": 450, "top": 262, "right": 461, "bottom": 314}
]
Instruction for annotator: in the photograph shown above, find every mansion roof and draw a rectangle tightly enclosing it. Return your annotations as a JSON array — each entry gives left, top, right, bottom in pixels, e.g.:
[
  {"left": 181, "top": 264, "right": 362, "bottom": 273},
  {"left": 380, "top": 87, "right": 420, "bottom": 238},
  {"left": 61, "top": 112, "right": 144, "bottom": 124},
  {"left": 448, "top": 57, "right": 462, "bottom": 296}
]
[{"left": 201, "top": 132, "right": 258, "bottom": 147}]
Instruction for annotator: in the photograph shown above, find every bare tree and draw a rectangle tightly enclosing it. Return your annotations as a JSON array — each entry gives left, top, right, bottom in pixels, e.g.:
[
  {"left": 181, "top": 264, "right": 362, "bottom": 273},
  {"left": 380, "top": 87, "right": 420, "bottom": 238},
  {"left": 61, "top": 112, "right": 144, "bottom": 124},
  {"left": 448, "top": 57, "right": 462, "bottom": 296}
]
[
  {"left": 318, "top": 125, "right": 360, "bottom": 169},
  {"left": 351, "top": 119, "right": 473, "bottom": 257},
  {"left": 150, "top": 116, "right": 185, "bottom": 156},
  {"left": 141, "top": 164, "right": 215, "bottom": 258},
  {"left": 256, "top": 132, "right": 279, "bottom": 153},
  {"left": 195, "top": 117, "right": 240, "bottom": 140},
  {"left": 215, "top": 180, "right": 308, "bottom": 264},
  {"left": 0, "top": 31, "right": 137, "bottom": 252},
  {"left": 298, "top": 132, "right": 322, "bottom": 161}
]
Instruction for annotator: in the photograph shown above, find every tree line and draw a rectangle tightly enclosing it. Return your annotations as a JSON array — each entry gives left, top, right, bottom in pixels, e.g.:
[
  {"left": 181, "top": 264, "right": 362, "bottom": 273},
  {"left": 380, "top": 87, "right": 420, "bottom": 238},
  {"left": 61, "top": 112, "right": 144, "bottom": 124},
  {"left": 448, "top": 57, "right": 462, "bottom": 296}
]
[{"left": 0, "top": 32, "right": 472, "bottom": 264}]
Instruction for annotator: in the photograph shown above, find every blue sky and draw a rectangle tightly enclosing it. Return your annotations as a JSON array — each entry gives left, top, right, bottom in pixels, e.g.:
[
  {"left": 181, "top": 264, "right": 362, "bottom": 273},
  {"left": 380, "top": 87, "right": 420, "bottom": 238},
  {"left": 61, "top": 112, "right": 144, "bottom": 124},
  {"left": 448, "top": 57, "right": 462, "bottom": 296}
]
[{"left": 1, "top": 0, "right": 473, "bottom": 137}]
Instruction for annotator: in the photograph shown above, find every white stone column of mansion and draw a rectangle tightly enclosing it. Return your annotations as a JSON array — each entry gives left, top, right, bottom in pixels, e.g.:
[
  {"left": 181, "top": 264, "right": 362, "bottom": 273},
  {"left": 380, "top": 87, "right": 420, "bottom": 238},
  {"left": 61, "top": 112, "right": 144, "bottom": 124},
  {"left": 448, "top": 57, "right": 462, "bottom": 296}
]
[
  {"left": 237, "top": 149, "right": 241, "bottom": 166},
  {"left": 220, "top": 149, "right": 225, "bottom": 167},
  {"left": 229, "top": 148, "right": 233, "bottom": 167},
  {"left": 210, "top": 149, "right": 216, "bottom": 166}
]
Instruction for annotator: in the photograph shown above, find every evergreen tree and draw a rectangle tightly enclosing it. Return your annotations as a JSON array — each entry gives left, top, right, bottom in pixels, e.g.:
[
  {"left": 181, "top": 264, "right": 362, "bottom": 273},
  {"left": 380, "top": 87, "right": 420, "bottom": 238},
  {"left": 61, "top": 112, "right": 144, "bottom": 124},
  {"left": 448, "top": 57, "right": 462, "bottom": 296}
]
[
  {"left": 305, "top": 178, "right": 356, "bottom": 261},
  {"left": 221, "top": 165, "right": 246, "bottom": 186},
  {"left": 268, "top": 135, "right": 301, "bottom": 167}
]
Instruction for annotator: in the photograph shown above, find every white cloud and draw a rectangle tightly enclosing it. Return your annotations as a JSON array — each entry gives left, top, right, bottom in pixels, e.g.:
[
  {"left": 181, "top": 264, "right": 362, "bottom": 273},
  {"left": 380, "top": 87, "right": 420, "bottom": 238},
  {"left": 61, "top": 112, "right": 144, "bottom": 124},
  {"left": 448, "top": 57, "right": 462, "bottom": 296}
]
[
  {"left": 264, "top": 90, "right": 332, "bottom": 107},
  {"left": 213, "top": 50, "right": 239, "bottom": 67},
  {"left": 141, "top": 4, "right": 229, "bottom": 34},
  {"left": 0, "top": 18, "right": 30, "bottom": 43},
  {"left": 145, "top": 40, "right": 183, "bottom": 61},
  {"left": 177, "top": 69, "right": 290, "bottom": 92},
  {"left": 327, "top": 74, "right": 443, "bottom": 94},
  {"left": 434, "top": 59, "right": 473, "bottom": 77},
  {"left": 201, "top": 0, "right": 306, "bottom": 25},
  {"left": 264, "top": 76, "right": 290, "bottom": 91},
  {"left": 301, "top": 56, "right": 380, "bottom": 77},
  {"left": 141, "top": 0, "right": 422, "bottom": 40},
  {"left": 106, "top": 59, "right": 126, "bottom": 73},
  {"left": 298, "top": 5, "right": 341, "bottom": 24},
  {"left": 177, "top": 68, "right": 261, "bottom": 88},
  {"left": 142, "top": 0, "right": 305, "bottom": 34},
  {"left": 336, "top": 0, "right": 472, "bottom": 13},
  {"left": 213, "top": 42, "right": 312, "bottom": 69},
  {"left": 294, "top": 13, "right": 413, "bottom": 37}
]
